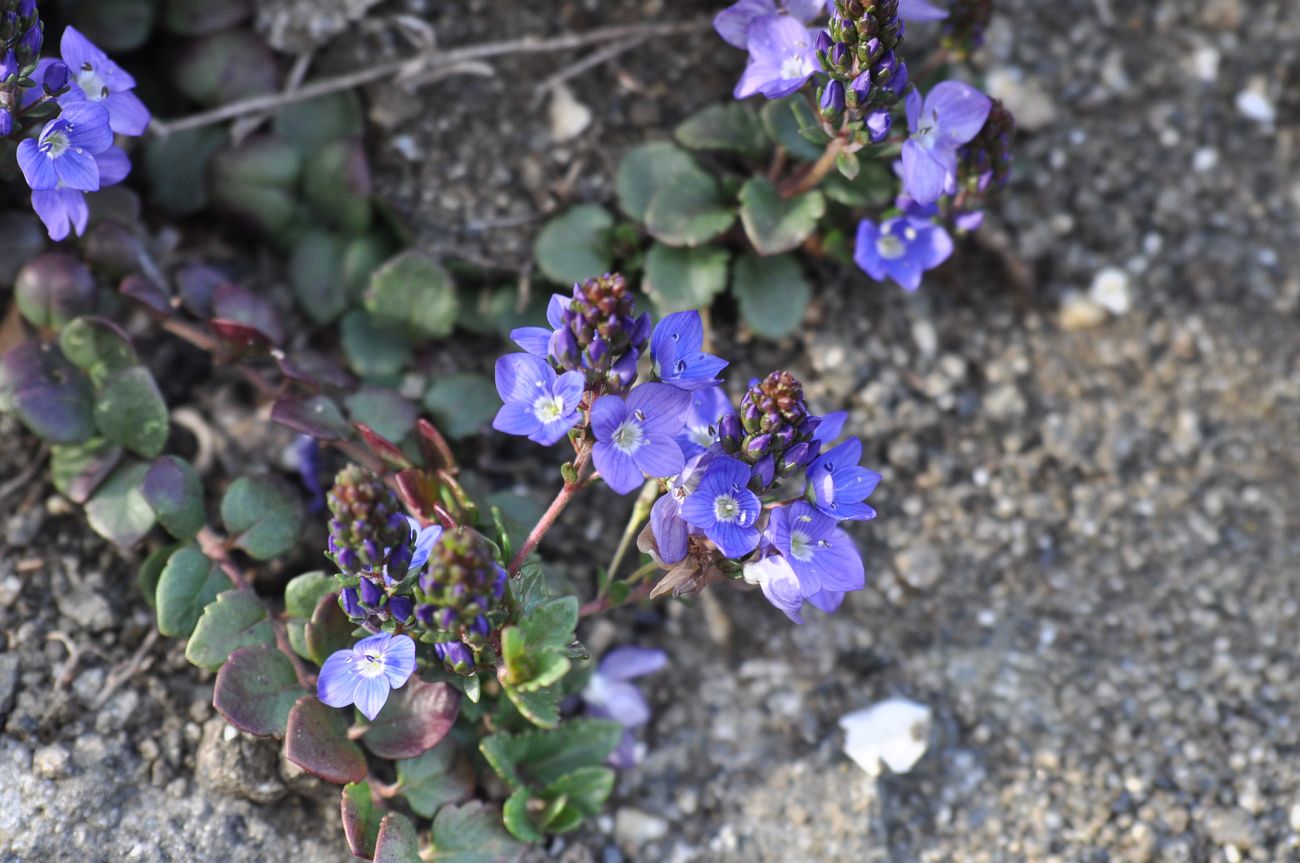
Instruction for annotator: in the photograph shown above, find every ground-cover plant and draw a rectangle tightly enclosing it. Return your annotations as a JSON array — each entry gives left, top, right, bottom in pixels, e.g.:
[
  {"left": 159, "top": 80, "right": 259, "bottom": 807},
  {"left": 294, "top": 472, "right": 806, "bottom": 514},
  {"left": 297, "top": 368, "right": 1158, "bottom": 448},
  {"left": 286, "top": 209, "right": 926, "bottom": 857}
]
[{"left": 533, "top": 0, "right": 1015, "bottom": 338}]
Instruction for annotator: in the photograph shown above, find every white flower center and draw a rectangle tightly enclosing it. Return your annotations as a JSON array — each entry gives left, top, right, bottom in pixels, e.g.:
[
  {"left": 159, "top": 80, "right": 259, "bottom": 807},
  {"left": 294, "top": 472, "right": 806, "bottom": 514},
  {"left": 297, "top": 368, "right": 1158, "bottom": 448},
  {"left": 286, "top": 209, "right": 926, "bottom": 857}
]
[
  {"left": 41, "top": 129, "right": 70, "bottom": 158},
  {"left": 612, "top": 419, "right": 644, "bottom": 454},
  {"left": 876, "top": 233, "right": 906, "bottom": 260},
  {"left": 780, "top": 52, "right": 812, "bottom": 81},
  {"left": 714, "top": 494, "right": 741, "bottom": 523},
  {"left": 76, "top": 67, "right": 108, "bottom": 101},
  {"left": 789, "top": 529, "right": 814, "bottom": 562},
  {"left": 532, "top": 393, "right": 565, "bottom": 424},
  {"left": 689, "top": 424, "right": 716, "bottom": 448},
  {"left": 356, "top": 650, "right": 387, "bottom": 679}
]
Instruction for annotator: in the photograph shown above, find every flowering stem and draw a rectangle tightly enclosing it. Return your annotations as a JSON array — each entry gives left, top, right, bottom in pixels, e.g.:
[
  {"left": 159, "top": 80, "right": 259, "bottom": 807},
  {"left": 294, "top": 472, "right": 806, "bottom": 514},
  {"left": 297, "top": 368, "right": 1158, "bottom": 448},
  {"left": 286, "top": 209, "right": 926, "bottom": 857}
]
[
  {"left": 506, "top": 443, "right": 594, "bottom": 576},
  {"left": 600, "top": 480, "right": 659, "bottom": 596},
  {"left": 197, "top": 526, "right": 316, "bottom": 689},
  {"left": 579, "top": 579, "right": 654, "bottom": 618},
  {"left": 779, "top": 135, "right": 846, "bottom": 198}
]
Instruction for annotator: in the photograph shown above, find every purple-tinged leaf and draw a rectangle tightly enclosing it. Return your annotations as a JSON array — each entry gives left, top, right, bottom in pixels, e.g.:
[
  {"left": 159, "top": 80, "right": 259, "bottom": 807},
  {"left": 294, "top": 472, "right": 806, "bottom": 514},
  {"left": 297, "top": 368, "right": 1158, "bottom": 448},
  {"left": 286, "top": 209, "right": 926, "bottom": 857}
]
[
  {"left": 213, "top": 282, "right": 285, "bottom": 344},
  {"left": 271, "top": 394, "right": 351, "bottom": 441},
  {"left": 355, "top": 422, "right": 412, "bottom": 471},
  {"left": 415, "top": 418, "right": 456, "bottom": 472},
  {"left": 14, "top": 252, "right": 96, "bottom": 330},
  {"left": 94, "top": 366, "right": 170, "bottom": 458},
  {"left": 50, "top": 437, "right": 122, "bottom": 504},
  {"left": 345, "top": 387, "right": 416, "bottom": 445},
  {"left": 119, "top": 274, "right": 172, "bottom": 314},
  {"left": 173, "top": 263, "right": 228, "bottom": 318},
  {"left": 284, "top": 695, "right": 368, "bottom": 786},
  {"left": 84, "top": 460, "right": 157, "bottom": 549},
  {"left": 394, "top": 468, "right": 438, "bottom": 524},
  {"left": 185, "top": 588, "right": 274, "bottom": 671},
  {"left": 373, "top": 813, "right": 422, "bottom": 863},
  {"left": 220, "top": 475, "right": 304, "bottom": 560},
  {"left": 362, "top": 678, "right": 460, "bottom": 760},
  {"left": 210, "top": 318, "right": 274, "bottom": 355},
  {"left": 1, "top": 341, "right": 96, "bottom": 444},
  {"left": 276, "top": 349, "right": 354, "bottom": 389},
  {"left": 341, "top": 782, "right": 384, "bottom": 859},
  {"left": 305, "top": 592, "right": 354, "bottom": 666},
  {"left": 213, "top": 644, "right": 304, "bottom": 737},
  {"left": 141, "top": 455, "right": 205, "bottom": 541}
]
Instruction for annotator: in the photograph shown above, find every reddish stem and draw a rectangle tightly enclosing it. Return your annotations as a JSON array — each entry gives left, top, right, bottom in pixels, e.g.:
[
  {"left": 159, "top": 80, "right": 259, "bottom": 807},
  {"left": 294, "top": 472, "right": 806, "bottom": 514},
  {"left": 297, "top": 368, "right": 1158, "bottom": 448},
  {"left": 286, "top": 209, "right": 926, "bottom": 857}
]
[
  {"left": 506, "top": 445, "right": 592, "bottom": 576},
  {"left": 779, "top": 135, "right": 847, "bottom": 198},
  {"left": 579, "top": 581, "right": 653, "bottom": 617}
]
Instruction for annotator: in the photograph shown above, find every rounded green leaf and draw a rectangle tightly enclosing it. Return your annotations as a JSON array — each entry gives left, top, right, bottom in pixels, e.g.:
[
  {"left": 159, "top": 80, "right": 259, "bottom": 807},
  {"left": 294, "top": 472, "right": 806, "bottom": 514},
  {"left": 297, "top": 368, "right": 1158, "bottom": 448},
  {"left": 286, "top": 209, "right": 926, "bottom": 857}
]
[
  {"left": 1, "top": 341, "right": 96, "bottom": 444},
  {"left": 732, "top": 252, "right": 811, "bottom": 340},
  {"left": 273, "top": 91, "right": 364, "bottom": 151},
  {"left": 644, "top": 170, "right": 734, "bottom": 247},
  {"left": 362, "top": 678, "right": 460, "bottom": 760},
  {"left": 140, "top": 455, "right": 205, "bottom": 541},
  {"left": 345, "top": 387, "right": 416, "bottom": 444},
  {"left": 340, "top": 309, "right": 412, "bottom": 379},
  {"left": 284, "top": 695, "right": 368, "bottom": 785},
  {"left": 93, "top": 366, "right": 170, "bottom": 458},
  {"left": 220, "top": 475, "right": 304, "bottom": 560},
  {"left": 365, "top": 251, "right": 459, "bottom": 340},
  {"left": 303, "top": 139, "right": 373, "bottom": 235},
  {"left": 479, "top": 718, "right": 623, "bottom": 789},
  {"left": 397, "top": 738, "right": 476, "bottom": 818},
  {"left": 760, "top": 97, "right": 824, "bottom": 161},
  {"left": 144, "top": 126, "right": 227, "bottom": 216},
  {"left": 213, "top": 645, "right": 304, "bottom": 737},
  {"left": 615, "top": 141, "right": 699, "bottom": 221},
  {"left": 423, "top": 374, "right": 498, "bottom": 440},
  {"left": 342, "top": 782, "right": 384, "bottom": 859},
  {"left": 138, "top": 542, "right": 180, "bottom": 609},
  {"left": 59, "top": 317, "right": 138, "bottom": 383},
  {"left": 271, "top": 394, "right": 352, "bottom": 441},
  {"left": 185, "top": 588, "right": 274, "bottom": 671},
  {"left": 289, "top": 230, "right": 349, "bottom": 325},
  {"left": 642, "top": 243, "right": 729, "bottom": 313},
  {"left": 373, "top": 813, "right": 422, "bottom": 863},
  {"left": 305, "top": 592, "right": 354, "bottom": 666},
  {"left": 674, "top": 103, "right": 768, "bottom": 157},
  {"left": 502, "top": 789, "right": 544, "bottom": 844},
  {"left": 175, "top": 30, "right": 279, "bottom": 107},
  {"left": 285, "top": 571, "right": 337, "bottom": 620},
  {"left": 50, "top": 437, "right": 122, "bottom": 505},
  {"left": 85, "top": 460, "right": 157, "bottom": 549},
  {"left": 14, "top": 252, "right": 96, "bottom": 330},
  {"left": 156, "top": 547, "right": 233, "bottom": 637},
  {"left": 533, "top": 205, "right": 614, "bottom": 285},
  {"left": 429, "top": 802, "right": 522, "bottom": 863},
  {"left": 738, "top": 177, "right": 825, "bottom": 256}
]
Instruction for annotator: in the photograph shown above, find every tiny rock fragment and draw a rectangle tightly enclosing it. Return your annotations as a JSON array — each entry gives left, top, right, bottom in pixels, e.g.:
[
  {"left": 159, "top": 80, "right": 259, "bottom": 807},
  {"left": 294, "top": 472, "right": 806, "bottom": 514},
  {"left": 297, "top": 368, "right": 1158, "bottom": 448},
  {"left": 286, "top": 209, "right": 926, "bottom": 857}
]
[{"left": 839, "top": 697, "right": 932, "bottom": 776}]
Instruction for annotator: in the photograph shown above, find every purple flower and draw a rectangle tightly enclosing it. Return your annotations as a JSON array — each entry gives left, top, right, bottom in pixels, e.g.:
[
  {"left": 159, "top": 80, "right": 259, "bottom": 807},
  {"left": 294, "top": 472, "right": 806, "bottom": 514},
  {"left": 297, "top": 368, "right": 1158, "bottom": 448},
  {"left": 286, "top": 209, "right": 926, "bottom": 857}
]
[
  {"left": 806, "top": 437, "right": 880, "bottom": 521},
  {"left": 405, "top": 516, "right": 443, "bottom": 574},
  {"left": 651, "top": 311, "right": 728, "bottom": 392},
  {"left": 954, "top": 210, "right": 985, "bottom": 232},
  {"left": 492, "top": 353, "right": 585, "bottom": 446},
  {"left": 820, "top": 79, "right": 846, "bottom": 114},
  {"left": 648, "top": 454, "right": 710, "bottom": 564},
  {"left": 744, "top": 553, "right": 807, "bottom": 622},
  {"left": 317, "top": 632, "right": 416, "bottom": 721},
  {"left": 680, "top": 456, "right": 761, "bottom": 558},
  {"left": 31, "top": 146, "right": 131, "bottom": 241},
  {"left": 813, "top": 410, "right": 847, "bottom": 445},
  {"left": 57, "top": 26, "right": 151, "bottom": 136},
  {"left": 591, "top": 383, "right": 691, "bottom": 494},
  {"left": 583, "top": 646, "right": 668, "bottom": 769},
  {"left": 16, "top": 102, "right": 113, "bottom": 192},
  {"left": 865, "top": 110, "right": 893, "bottom": 143},
  {"left": 900, "top": 81, "right": 992, "bottom": 204},
  {"left": 677, "top": 386, "right": 735, "bottom": 460},
  {"left": 0, "top": 50, "right": 17, "bottom": 83},
  {"left": 43, "top": 60, "right": 70, "bottom": 95},
  {"left": 768, "top": 501, "right": 865, "bottom": 595},
  {"left": 714, "top": 0, "right": 826, "bottom": 49},
  {"left": 853, "top": 216, "right": 953, "bottom": 292},
  {"left": 734, "top": 16, "right": 819, "bottom": 100},
  {"left": 434, "top": 641, "right": 475, "bottom": 673},
  {"left": 899, "top": 0, "right": 949, "bottom": 22},
  {"left": 509, "top": 293, "right": 567, "bottom": 359}
]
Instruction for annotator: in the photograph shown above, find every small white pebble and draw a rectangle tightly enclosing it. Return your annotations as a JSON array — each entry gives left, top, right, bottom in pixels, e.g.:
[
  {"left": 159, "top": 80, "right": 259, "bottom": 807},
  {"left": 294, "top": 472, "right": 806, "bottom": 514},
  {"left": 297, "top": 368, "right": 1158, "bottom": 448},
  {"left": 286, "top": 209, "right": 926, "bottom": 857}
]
[
  {"left": 1193, "top": 148, "right": 1219, "bottom": 173},
  {"left": 1236, "top": 82, "right": 1276, "bottom": 124},
  {"left": 839, "top": 697, "right": 932, "bottom": 776},
  {"left": 1089, "top": 267, "right": 1132, "bottom": 315}
]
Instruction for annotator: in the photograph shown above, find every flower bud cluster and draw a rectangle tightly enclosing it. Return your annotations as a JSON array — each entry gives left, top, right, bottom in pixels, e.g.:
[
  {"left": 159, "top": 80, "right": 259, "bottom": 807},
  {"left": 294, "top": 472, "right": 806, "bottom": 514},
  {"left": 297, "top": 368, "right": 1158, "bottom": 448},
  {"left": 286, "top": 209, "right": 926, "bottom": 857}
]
[
  {"left": 326, "top": 466, "right": 411, "bottom": 577},
  {"left": 414, "top": 529, "right": 508, "bottom": 674},
  {"left": 0, "top": 0, "right": 41, "bottom": 135},
  {"left": 818, "top": 0, "right": 909, "bottom": 139},
  {"left": 720, "top": 371, "right": 821, "bottom": 492},
  {"left": 552, "top": 273, "right": 652, "bottom": 394},
  {"left": 958, "top": 98, "right": 1015, "bottom": 193}
]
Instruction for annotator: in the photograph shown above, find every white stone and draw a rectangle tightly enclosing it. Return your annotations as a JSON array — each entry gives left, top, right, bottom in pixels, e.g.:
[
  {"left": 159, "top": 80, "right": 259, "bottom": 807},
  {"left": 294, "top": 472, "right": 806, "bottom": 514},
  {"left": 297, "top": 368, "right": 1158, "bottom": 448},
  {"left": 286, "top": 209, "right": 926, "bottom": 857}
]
[
  {"left": 1089, "top": 267, "right": 1132, "bottom": 315},
  {"left": 1058, "top": 291, "right": 1107, "bottom": 331},
  {"left": 549, "top": 83, "right": 592, "bottom": 143},
  {"left": 1235, "top": 81, "right": 1276, "bottom": 125},
  {"left": 985, "top": 68, "right": 1056, "bottom": 132},
  {"left": 839, "top": 697, "right": 932, "bottom": 776},
  {"left": 614, "top": 807, "right": 670, "bottom": 847}
]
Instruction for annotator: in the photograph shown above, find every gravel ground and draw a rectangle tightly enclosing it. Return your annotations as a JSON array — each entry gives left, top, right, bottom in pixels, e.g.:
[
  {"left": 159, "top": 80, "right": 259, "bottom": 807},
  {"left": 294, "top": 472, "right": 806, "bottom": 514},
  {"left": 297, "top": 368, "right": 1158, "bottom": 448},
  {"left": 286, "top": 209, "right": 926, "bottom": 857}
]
[{"left": 3, "top": 0, "right": 1299, "bottom": 860}]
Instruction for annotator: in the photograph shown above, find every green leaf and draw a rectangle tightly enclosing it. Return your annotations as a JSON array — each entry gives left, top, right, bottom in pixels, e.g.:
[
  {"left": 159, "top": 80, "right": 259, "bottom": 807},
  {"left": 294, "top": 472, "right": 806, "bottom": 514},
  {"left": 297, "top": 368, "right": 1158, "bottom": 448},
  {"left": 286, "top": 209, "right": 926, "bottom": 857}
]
[
  {"left": 822, "top": 157, "right": 896, "bottom": 208},
  {"left": 144, "top": 126, "right": 227, "bottom": 216},
  {"left": 520, "top": 597, "right": 578, "bottom": 651},
  {"left": 510, "top": 561, "right": 552, "bottom": 615},
  {"left": 303, "top": 139, "right": 372, "bottom": 235},
  {"left": 423, "top": 374, "right": 499, "bottom": 440},
  {"left": 835, "top": 149, "right": 860, "bottom": 180},
  {"left": 513, "top": 652, "right": 571, "bottom": 693},
  {"left": 738, "top": 177, "right": 825, "bottom": 256},
  {"left": 479, "top": 719, "right": 623, "bottom": 789},
  {"left": 790, "top": 97, "right": 830, "bottom": 145},
  {"left": 50, "top": 437, "right": 122, "bottom": 504},
  {"left": 428, "top": 801, "right": 522, "bottom": 863},
  {"left": 306, "top": 592, "right": 355, "bottom": 666},
  {"left": 220, "top": 475, "right": 304, "bottom": 560},
  {"left": 284, "top": 695, "right": 368, "bottom": 785},
  {"left": 643, "top": 170, "right": 734, "bottom": 247},
  {"left": 289, "top": 230, "right": 349, "bottom": 325},
  {"left": 140, "top": 455, "right": 205, "bottom": 541},
  {"left": 674, "top": 103, "right": 768, "bottom": 157},
  {"left": 270, "top": 394, "right": 352, "bottom": 441},
  {"left": 363, "top": 678, "right": 460, "bottom": 759},
  {"left": 212, "top": 644, "right": 304, "bottom": 737},
  {"left": 615, "top": 141, "right": 699, "bottom": 222},
  {"left": 543, "top": 766, "right": 614, "bottom": 817},
  {"left": 1, "top": 342, "right": 96, "bottom": 445},
  {"left": 284, "top": 571, "right": 337, "bottom": 619},
  {"left": 533, "top": 205, "right": 614, "bottom": 285},
  {"left": 373, "top": 813, "right": 423, "bottom": 863},
  {"left": 345, "top": 387, "right": 416, "bottom": 444},
  {"left": 273, "top": 91, "right": 364, "bottom": 152},
  {"left": 365, "top": 251, "right": 459, "bottom": 340},
  {"left": 642, "top": 243, "right": 729, "bottom": 313},
  {"left": 137, "top": 542, "right": 180, "bottom": 609},
  {"left": 340, "top": 309, "right": 411, "bottom": 378},
  {"left": 185, "top": 588, "right": 274, "bottom": 671},
  {"left": 397, "top": 737, "right": 476, "bottom": 818},
  {"left": 93, "top": 366, "right": 170, "bottom": 458},
  {"left": 85, "top": 460, "right": 157, "bottom": 549},
  {"left": 731, "top": 252, "right": 811, "bottom": 340},
  {"left": 485, "top": 491, "right": 544, "bottom": 560},
  {"left": 341, "top": 782, "right": 384, "bottom": 859},
  {"left": 155, "top": 546, "right": 233, "bottom": 637},
  {"left": 500, "top": 626, "right": 527, "bottom": 677},
  {"left": 760, "top": 97, "right": 824, "bottom": 161},
  {"left": 59, "top": 317, "right": 137, "bottom": 384},
  {"left": 503, "top": 683, "right": 560, "bottom": 730},
  {"left": 502, "top": 789, "right": 544, "bottom": 844}
]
